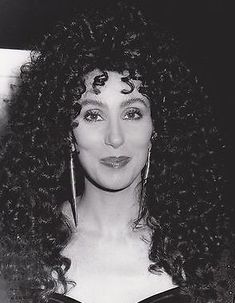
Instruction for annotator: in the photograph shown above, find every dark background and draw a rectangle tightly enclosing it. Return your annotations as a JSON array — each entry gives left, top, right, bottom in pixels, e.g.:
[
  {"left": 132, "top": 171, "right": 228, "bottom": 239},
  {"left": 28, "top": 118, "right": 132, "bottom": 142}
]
[{"left": 0, "top": 0, "right": 233, "bottom": 201}]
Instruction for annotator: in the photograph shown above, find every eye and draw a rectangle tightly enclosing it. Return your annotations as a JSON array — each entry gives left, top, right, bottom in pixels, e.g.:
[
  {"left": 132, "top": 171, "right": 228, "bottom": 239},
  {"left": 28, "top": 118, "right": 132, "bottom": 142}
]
[
  {"left": 123, "top": 108, "right": 143, "bottom": 120},
  {"left": 83, "top": 109, "right": 104, "bottom": 122}
]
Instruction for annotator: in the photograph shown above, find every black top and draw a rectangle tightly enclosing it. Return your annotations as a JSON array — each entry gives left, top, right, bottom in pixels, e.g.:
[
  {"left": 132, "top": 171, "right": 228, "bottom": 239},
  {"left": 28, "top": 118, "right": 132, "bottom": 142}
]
[{"left": 49, "top": 287, "right": 190, "bottom": 303}]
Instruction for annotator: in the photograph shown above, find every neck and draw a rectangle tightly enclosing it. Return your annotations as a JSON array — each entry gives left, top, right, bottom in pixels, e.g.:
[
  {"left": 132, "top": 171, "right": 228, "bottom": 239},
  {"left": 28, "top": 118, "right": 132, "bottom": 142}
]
[{"left": 77, "top": 178, "right": 142, "bottom": 238}]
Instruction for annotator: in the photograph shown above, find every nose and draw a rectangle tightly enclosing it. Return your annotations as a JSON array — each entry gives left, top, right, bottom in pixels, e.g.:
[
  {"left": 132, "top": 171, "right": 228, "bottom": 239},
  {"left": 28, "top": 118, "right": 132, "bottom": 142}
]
[{"left": 105, "top": 119, "right": 125, "bottom": 148}]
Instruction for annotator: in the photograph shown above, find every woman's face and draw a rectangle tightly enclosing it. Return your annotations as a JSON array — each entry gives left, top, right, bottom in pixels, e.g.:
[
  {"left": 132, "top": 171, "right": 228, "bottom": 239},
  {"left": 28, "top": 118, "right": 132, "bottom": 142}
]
[{"left": 73, "top": 70, "right": 153, "bottom": 191}]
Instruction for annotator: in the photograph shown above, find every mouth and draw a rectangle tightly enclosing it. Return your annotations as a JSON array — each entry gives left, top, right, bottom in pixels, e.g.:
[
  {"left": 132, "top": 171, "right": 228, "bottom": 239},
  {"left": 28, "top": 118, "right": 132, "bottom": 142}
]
[{"left": 100, "top": 156, "right": 131, "bottom": 168}]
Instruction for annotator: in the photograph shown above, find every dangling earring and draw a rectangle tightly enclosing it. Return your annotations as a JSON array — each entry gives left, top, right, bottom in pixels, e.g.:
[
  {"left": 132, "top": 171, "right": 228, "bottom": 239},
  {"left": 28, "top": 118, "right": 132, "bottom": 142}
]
[
  {"left": 143, "top": 146, "right": 151, "bottom": 186},
  {"left": 137, "top": 146, "right": 151, "bottom": 224},
  {"left": 151, "top": 130, "right": 158, "bottom": 141},
  {"left": 69, "top": 134, "right": 78, "bottom": 227}
]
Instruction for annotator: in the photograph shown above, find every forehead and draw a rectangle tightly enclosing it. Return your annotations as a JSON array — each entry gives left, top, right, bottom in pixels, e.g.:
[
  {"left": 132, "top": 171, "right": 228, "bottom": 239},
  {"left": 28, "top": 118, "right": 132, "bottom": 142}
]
[{"left": 80, "top": 70, "right": 146, "bottom": 102}]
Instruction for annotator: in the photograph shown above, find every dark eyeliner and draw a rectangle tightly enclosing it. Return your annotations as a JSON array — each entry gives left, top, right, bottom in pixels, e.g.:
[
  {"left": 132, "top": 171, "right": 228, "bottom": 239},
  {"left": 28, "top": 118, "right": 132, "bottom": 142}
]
[
  {"left": 124, "top": 108, "right": 143, "bottom": 120},
  {"left": 83, "top": 109, "right": 102, "bottom": 122}
]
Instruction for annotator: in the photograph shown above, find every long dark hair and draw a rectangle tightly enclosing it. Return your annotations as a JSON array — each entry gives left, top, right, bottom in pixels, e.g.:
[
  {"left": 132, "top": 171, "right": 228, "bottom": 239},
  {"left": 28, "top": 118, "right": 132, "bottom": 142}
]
[{"left": 0, "top": 2, "right": 234, "bottom": 302}]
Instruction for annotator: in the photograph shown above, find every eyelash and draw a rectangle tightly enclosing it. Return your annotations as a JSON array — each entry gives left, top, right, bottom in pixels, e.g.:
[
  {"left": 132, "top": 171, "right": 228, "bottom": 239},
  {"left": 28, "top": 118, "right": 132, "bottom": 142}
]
[
  {"left": 123, "top": 108, "right": 143, "bottom": 120},
  {"left": 84, "top": 110, "right": 102, "bottom": 122},
  {"left": 83, "top": 108, "right": 143, "bottom": 123}
]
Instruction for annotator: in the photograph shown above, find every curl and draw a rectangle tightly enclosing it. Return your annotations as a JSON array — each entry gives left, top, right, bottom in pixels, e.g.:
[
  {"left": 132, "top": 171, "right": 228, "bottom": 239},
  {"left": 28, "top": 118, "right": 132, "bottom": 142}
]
[
  {"left": 0, "top": 2, "right": 233, "bottom": 302},
  {"left": 120, "top": 76, "right": 135, "bottom": 94},
  {"left": 92, "top": 71, "right": 109, "bottom": 94}
]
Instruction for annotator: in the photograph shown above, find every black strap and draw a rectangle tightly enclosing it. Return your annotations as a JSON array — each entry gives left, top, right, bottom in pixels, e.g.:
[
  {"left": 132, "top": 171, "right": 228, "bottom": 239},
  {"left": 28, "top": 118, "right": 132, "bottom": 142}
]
[{"left": 49, "top": 287, "right": 189, "bottom": 303}]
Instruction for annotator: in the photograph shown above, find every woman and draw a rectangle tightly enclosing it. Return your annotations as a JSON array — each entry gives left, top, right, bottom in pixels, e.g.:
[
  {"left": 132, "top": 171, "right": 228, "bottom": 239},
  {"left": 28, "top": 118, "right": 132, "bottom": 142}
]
[{"left": 0, "top": 2, "right": 234, "bottom": 303}]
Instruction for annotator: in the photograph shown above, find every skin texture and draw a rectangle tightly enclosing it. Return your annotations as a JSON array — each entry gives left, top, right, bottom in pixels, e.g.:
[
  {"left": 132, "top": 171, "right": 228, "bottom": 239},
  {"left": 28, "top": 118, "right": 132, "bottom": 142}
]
[
  {"left": 60, "top": 70, "right": 175, "bottom": 302},
  {"left": 74, "top": 70, "right": 153, "bottom": 192}
]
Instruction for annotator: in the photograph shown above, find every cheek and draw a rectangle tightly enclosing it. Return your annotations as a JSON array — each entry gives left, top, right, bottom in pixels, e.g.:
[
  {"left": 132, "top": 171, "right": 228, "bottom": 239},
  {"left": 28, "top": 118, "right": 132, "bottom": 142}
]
[
  {"left": 129, "top": 122, "right": 153, "bottom": 149},
  {"left": 73, "top": 125, "right": 99, "bottom": 152},
  {"left": 73, "top": 127, "right": 99, "bottom": 174}
]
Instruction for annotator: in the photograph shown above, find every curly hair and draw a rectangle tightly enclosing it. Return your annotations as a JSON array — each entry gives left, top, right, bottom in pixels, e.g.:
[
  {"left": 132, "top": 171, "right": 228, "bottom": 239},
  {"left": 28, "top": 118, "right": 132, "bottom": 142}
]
[{"left": 0, "top": 2, "right": 234, "bottom": 302}]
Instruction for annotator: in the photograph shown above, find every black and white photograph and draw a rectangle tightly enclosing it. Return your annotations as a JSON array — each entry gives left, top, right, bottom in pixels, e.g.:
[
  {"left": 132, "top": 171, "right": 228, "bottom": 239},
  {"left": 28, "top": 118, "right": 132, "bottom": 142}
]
[{"left": 0, "top": 1, "right": 234, "bottom": 302}]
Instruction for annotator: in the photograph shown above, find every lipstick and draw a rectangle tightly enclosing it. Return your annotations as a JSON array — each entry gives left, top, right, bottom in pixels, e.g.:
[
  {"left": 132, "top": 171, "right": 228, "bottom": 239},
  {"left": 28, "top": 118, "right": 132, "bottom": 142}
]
[{"left": 100, "top": 156, "right": 131, "bottom": 168}]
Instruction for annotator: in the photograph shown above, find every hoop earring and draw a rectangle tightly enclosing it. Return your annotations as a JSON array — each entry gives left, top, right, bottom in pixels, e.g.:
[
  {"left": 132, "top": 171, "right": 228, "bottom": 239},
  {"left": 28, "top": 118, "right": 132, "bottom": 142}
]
[
  {"left": 69, "top": 137, "right": 78, "bottom": 227},
  {"left": 143, "top": 146, "right": 151, "bottom": 186}
]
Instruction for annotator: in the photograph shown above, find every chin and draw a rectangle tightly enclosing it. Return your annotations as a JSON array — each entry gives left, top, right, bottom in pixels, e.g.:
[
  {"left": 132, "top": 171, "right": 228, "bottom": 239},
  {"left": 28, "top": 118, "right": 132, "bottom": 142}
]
[
  {"left": 89, "top": 173, "right": 141, "bottom": 192},
  {"left": 97, "top": 180, "right": 131, "bottom": 192}
]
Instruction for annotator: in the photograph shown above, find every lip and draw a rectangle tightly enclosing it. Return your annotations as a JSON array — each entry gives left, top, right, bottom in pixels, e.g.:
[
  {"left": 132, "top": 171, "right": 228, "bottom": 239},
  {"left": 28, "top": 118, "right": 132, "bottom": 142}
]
[{"left": 100, "top": 156, "right": 131, "bottom": 168}]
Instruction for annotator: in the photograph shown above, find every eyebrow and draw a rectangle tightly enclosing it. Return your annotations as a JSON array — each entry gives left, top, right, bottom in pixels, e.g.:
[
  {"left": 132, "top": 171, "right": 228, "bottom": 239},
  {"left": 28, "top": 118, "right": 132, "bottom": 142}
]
[{"left": 80, "top": 98, "right": 149, "bottom": 108}]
